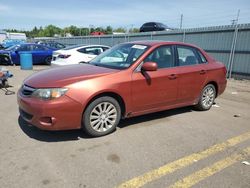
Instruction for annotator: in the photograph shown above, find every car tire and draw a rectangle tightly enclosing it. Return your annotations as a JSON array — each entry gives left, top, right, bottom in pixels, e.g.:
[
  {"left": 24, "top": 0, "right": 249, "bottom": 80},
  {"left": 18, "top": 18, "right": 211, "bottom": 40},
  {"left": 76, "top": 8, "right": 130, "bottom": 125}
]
[
  {"left": 195, "top": 84, "right": 216, "bottom": 111},
  {"left": 45, "top": 56, "right": 52, "bottom": 65},
  {"left": 0, "top": 55, "right": 10, "bottom": 65},
  {"left": 82, "top": 96, "right": 121, "bottom": 137},
  {"left": 2, "top": 79, "right": 8, "bottom": 87}
]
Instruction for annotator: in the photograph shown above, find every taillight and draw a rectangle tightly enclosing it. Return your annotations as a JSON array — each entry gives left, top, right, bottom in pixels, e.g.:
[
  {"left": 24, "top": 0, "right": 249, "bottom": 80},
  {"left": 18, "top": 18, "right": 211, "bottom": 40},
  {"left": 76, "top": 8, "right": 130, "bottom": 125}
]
[
  {"left": 58, "top": 54, "right": 71, "bottom": 58},
  {"left": 223, "top": 67, "right": 227, "bottom": 75}
]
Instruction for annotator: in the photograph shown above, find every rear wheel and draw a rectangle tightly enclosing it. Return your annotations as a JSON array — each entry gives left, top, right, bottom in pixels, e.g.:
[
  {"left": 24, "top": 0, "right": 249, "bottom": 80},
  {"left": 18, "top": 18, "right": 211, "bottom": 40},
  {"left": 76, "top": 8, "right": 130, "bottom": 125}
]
[
  {"left": 82, "top": 96, "right": 121, "bottom": 137},
  {"left": 2, "top": 79, "right": 8, "bottom": 87},
  {"left": 195, "top": 84, "right": 216, "bottom": 111},
  {"left": 45, "top": 56, "right": 52, "bottom": 65}
]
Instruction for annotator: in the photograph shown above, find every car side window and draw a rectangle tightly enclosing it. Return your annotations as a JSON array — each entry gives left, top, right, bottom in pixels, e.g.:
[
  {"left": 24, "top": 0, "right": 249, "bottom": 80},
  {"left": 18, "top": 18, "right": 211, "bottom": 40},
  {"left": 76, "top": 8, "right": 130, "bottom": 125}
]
[
  {"left": 33, "top": 45, "right": 46, "bottom": 51},
  {"left": 77, "top": 48, "right": 86, "bottom": 53},
  {"left": 197, "top": 50, "right": 208, "bottom": 64},
  {"left": 17, "top": 45, "right": 29, "bottom": 51},
  {"left": 177, "top": 46, "right": 199, "bottom": 66},
  {"left": 144, "top": 23, "right": 153, "bottom": 27},
  {"left": 144, "top": 46, "right": 174, "bottom": 69},
  {"left": 79, "top": 47, "right": 103, "bottom": 55},
  {"left": 102, "top": 47, "right": 110, "bottom": 52}
]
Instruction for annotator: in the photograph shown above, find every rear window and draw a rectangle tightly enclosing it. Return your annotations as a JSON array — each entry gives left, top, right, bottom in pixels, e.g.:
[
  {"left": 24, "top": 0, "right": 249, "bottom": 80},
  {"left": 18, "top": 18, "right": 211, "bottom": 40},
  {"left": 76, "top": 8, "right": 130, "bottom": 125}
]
[
  {"left": 144, "top": 23, "right": 155, "bottom": 27},
  {"left": 63, "top": 44, "right": 86, "bottom": 50},
  {"left": 177, "top": 46, "right": 199, "bottom": 66}
]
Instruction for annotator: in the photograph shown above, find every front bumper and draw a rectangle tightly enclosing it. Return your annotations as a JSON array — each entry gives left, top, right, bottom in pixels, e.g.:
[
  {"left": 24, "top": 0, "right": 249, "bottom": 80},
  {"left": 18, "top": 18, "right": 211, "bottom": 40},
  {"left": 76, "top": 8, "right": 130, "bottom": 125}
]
[{"left": 17, "top": 90, "right": 83, "bottom": 131}]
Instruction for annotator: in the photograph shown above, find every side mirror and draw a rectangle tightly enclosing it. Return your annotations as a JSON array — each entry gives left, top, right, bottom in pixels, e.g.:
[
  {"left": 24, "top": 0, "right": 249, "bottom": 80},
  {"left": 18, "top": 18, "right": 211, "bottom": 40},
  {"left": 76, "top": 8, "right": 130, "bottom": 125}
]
[{"left": 141, "top": 62, "right": 158, "bottom": 71}]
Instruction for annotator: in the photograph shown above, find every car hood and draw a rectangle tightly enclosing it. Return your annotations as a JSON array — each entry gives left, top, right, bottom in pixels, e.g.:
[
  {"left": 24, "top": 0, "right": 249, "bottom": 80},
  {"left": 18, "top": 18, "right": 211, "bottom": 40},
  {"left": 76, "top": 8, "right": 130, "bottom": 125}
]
[
  {"left": 0, "top": 50, "right": 10, "bottom": 54},
  {"left": 24, "top": 64, "right": 119, "bottom": 88}
]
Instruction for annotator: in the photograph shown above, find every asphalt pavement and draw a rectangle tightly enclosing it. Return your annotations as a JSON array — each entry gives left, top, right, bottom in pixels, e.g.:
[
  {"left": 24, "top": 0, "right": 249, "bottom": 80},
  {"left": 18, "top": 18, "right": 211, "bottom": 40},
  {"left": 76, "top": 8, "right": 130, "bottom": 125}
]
[{"left": 0, "top": 65, "right": 249, "bottom": 188}]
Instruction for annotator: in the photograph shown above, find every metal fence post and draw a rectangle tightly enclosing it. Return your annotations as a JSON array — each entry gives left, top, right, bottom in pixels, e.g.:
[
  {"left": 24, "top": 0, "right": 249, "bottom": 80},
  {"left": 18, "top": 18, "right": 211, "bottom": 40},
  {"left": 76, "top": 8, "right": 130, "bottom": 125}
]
[
  {"left": 182, "top": 29, "right": 186, "bottom": 42},
  {"left": 229, "top": 27, "right": 239, "bottom": 79},
  {"left": 112, "top": 35, "right": 114, "bottom": 46},
  {"left": 227, "top": 25, "right": 238, "bottom": 78}
]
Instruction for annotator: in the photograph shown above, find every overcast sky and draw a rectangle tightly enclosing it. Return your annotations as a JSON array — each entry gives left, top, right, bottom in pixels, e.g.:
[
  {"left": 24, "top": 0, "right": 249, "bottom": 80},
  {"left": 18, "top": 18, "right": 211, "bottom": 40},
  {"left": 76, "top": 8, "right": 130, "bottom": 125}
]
[{"left": 0, "top": 0, "right": 250, "bottom": 30}]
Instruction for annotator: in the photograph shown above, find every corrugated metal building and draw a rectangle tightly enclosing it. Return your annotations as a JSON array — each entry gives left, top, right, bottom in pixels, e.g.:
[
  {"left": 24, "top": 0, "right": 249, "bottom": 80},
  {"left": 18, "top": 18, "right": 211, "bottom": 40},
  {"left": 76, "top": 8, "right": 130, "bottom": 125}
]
[{"left": 34, "top": 23, "right": 250, "bottom": 77}]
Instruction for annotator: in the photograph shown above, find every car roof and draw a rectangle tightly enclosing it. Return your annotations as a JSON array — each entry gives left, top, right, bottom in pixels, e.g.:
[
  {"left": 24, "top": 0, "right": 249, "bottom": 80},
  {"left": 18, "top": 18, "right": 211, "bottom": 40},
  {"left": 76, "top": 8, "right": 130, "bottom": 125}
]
[
  {"left": 63, "top": 44, "right": 110, "bottom": 51},
  {"left": 126, "top": 40, "right": 200, "bottom": 49},
  {"left": 19, "top": 43, "right": 41, "bottom": 46}
]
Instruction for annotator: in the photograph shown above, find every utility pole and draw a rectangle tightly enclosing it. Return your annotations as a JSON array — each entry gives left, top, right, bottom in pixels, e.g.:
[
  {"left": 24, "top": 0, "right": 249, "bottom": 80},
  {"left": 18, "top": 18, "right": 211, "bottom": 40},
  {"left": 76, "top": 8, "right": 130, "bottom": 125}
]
[
  {"left": 180, "top": 14, "right": 183, "bottom": 29},
  {"left": 231, "top": 9, "right": 240, "bottom": 25},
  {"left": 227, "top": 9, "right": 240, "bottom": 78}
]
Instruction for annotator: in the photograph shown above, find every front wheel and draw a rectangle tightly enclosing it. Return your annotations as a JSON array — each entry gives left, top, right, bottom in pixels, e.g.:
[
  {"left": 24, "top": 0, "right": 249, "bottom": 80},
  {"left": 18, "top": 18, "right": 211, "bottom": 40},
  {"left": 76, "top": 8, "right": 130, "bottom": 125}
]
[
  {"left": 82, "top": 96, "right": 121, "bottom": 137},
  {"left": 195, "top": 84, "right": 216, "bottom": 111}
]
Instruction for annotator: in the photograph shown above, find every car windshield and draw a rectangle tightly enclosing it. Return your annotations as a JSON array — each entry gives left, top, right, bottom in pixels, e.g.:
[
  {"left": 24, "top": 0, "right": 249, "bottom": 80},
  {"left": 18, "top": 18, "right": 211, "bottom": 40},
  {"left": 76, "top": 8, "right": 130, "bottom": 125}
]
[
  {"left": 6, "top": 45, "right": 20, "bottom": 51},
  {"left": 89, "top": 43, "right": 149, "bottom": 70}
]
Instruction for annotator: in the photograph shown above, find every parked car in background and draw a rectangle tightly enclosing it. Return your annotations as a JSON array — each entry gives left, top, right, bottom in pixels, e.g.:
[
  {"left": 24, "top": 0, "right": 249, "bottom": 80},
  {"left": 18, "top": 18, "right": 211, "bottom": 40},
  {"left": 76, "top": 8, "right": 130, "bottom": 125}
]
[
  {"left": 1, "top": 39, "right": 26, "bottom": 48},
  {"left": 0, "top": 43, "right": 55, "bottom": 65},
  {"left": 91, "top": 32, "right": 105, "bottom": 36},
  {"left": 18, "top": 41, "right": 227, "bottom": 137},
  {"left": 51, "top": 44, "right": 110, "bottom": 66},
  {"left": 140, "top": 22, "right": 171, "bottom": 32},
  {"left": 36, "top": 41, "right": 66, "bottom": 50}
]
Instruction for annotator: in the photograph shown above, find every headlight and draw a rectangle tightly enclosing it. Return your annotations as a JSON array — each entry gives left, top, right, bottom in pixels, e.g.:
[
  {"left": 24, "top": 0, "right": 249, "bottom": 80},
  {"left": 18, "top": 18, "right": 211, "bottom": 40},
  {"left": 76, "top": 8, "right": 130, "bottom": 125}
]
[{"left": 32, "top": 88, "right": 68, "bottom": 100}]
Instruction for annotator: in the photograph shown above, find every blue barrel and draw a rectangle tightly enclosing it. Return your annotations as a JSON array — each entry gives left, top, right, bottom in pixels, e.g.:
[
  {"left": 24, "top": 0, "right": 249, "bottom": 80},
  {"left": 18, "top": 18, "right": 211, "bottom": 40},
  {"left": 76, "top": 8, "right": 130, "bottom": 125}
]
[{"left": 19, "top": 52, "right": 33, "bottom": 70}]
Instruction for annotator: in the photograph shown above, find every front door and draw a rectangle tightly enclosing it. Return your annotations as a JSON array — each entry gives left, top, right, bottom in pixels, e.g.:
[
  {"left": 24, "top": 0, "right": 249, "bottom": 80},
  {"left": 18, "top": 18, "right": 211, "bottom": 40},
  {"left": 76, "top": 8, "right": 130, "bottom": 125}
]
[{"left": 131, "top": 45, "right": 178, "bottom": 113}]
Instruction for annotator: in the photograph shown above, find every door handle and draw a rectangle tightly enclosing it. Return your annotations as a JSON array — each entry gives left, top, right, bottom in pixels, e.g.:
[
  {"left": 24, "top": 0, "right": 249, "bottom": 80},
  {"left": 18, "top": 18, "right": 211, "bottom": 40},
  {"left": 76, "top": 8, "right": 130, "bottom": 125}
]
[
  {"left": 200, "top": 70, "right": 207, "bottom": 75},
  {"left": 168, "top": 74, "right": 178, "bottom": 80}
]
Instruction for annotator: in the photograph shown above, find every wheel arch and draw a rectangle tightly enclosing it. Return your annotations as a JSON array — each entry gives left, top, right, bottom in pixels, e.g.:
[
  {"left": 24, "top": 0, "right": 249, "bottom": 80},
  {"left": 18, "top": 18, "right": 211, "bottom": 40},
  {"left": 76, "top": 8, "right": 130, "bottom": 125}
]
[
  {"left": 83, "top": 91, "right": 126, "bottom": 119},
  {"left": 205, "top": 81, "right": 218, "bottom": 97}
]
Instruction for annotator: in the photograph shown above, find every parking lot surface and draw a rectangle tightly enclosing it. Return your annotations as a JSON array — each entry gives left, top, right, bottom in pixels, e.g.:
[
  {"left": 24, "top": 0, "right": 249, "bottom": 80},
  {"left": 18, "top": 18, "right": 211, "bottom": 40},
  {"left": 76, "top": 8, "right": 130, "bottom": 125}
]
[{"left": 0, "top": 65, "right": 250, "bottom": 188}]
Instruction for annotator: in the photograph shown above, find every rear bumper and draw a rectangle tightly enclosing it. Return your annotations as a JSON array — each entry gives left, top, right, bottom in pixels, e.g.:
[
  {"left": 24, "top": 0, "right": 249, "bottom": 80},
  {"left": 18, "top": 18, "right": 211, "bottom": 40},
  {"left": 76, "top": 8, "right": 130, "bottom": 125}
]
[
  {"left": 17, "top": 90, "right": 83, "bottom": 131},
  {"left": 218, "top": 79, "right": 227, "bottom": 96}
]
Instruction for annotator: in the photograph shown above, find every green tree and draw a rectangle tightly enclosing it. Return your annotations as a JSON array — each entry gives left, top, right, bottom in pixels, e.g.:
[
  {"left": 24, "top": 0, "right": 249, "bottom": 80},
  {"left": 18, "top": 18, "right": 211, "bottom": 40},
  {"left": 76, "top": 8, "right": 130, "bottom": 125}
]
[
  {"left": 105, "top": 26, "right": 113, "bottom": 34},
  {"left": 42, "top": 25, "right": 62, "bottom": 37},
  {"left": 113, "top": 27, "right": 126, "bottom": 33},
  {"left": 129, "top": 28, "right": 139, "bottom": 33}
]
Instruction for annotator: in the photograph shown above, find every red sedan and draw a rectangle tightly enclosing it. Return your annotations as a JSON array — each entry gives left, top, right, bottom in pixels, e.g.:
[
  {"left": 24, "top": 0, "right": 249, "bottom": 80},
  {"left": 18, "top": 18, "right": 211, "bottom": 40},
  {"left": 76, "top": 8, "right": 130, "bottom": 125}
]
[{"left": 17, "top": 41, "right": 227, "bottom": 137}]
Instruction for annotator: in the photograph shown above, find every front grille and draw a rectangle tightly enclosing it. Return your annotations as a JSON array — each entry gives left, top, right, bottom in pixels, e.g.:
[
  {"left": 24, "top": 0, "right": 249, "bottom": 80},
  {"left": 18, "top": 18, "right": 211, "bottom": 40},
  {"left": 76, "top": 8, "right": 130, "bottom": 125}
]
[
  {"left": 21, "top": 85, "right": 36, "bottom": 96},
  {"left": 19, "top": 108, "right": 33, "bottom": 120}
]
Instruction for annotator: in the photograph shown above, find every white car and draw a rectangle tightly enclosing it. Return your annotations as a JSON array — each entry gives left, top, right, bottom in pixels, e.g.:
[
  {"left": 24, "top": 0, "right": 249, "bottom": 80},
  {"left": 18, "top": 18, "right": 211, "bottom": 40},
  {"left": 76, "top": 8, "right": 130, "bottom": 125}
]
[{"left": 51, "top": 44, "right": 110, "bottom": 66}]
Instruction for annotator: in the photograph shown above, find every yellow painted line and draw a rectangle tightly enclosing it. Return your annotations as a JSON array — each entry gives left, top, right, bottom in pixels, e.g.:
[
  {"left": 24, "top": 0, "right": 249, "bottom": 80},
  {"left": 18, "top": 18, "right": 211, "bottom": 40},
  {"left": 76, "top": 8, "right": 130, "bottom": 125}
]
[
  {"left": 116, "top": 131, "right": 250, "bottom": 188},
  {"left": 169, "top": 146, "right": 250, "bottom": 188}
]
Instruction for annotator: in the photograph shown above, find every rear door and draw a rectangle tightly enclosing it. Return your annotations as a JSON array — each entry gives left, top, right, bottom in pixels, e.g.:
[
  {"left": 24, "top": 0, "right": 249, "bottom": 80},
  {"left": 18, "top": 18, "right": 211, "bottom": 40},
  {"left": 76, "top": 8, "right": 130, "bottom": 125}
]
[
  {"left": 31, "top": 45, "right": 50, "bottom": 64},
  {"left": 175, "top": 45, "right": 208, "bottom": 103}
]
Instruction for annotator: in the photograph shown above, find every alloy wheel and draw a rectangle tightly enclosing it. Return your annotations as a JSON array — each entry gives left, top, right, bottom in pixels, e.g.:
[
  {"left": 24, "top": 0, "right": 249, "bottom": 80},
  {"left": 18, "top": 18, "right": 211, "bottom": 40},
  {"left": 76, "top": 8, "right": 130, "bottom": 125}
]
[
  {"left": 201, "top": 86, "right": 215, "bottom": 108},
  {"left": 90, "top": 102, "right": 117, "bottom": 132}
]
